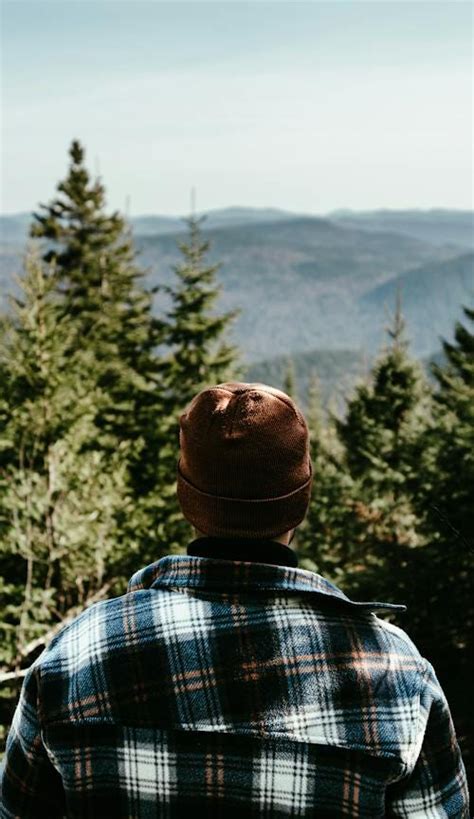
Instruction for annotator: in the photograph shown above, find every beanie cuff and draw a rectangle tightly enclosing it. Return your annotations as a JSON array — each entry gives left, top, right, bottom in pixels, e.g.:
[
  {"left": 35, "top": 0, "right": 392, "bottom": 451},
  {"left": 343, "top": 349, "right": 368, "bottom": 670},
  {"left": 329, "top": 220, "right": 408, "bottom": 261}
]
[{"left": 177, "top": 460, "right": 313, "bottom": 540}]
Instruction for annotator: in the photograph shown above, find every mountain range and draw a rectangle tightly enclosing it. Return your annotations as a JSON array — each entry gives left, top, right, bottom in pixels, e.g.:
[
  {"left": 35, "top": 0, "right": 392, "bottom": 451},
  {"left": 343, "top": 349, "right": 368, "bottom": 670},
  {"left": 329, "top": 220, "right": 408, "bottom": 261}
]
[{"left": 1, "top": 208, "right": 472, "bottom": 402}]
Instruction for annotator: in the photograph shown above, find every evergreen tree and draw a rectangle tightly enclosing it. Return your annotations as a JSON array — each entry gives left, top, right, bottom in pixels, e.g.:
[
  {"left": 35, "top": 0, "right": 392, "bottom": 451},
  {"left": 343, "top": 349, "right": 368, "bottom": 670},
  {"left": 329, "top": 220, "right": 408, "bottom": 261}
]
[
  {"left": 28, "top": 140, "right": 171, "bottom": 565},
  {"left": 297, "top": 371, "right": 356, "bottom": 586},
  {"left": 431, "top": 305, "right": 474, "bottom": 544},
  {"left": 30, "top": 140, "right": 165, "bottom": 461},
  {"left": 160, "top": 215, "right": 241, "bottom": 409},
  {"left": 333, "top": 305, "right": 433, "bottom": 603},
  {"left": 0, "top": 249, "right": 130, "bottom": 668},
  {"left": 31, "top": 141, "right": 144, "bottom": 336},
  {"left": 156, "top": 214, "right": 242, "bottom": 541},
  {"left": 337, "top": 305, "right": 427, "bottom": 495},
  {"left": 424, "top": 306, "right": 474, "bottom": 752}
]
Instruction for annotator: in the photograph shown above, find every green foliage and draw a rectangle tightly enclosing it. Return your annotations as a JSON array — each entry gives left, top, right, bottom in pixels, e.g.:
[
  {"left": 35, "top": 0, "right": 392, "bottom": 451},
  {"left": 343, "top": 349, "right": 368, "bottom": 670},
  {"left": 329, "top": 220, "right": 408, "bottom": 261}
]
[
  {"left": 0, "top": 143, "right": 241, "bottom": 678},
  {"left": 300, "top": 304, "right": 473, "bottom": 784},
  {"left": 153, "top": 214, "right": 242, "bottom": 545},
  {"left": 27, "top": 141, "right": 170, "bottom": 568},
  {"left": 0, "top": 144, "right": 471, "bottom": 788},
  {"left": 424, "top": 305, "right": 474, "bottom": 658},
  {"left": 0, "top": 250, "right": 131, "bottom": 667},
  {"left": 297, "top": 380, "right": 356, "bottom": 587},
  {"left": 336, "top": 337, "right": 430, "bottom": 500},
  {"left": 301, "top": 307, "right": 433, "bottom": 600},
  {"left": 159, "top": 215, "right": 241, "bottom": 408},
  {"left": 30, "top": 140, "right": 164, "bottom": 410}
]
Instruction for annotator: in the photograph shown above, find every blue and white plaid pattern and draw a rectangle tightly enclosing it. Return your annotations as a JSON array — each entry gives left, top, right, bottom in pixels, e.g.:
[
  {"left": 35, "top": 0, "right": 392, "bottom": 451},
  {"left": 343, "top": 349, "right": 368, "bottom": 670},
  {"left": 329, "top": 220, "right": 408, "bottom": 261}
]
[{"left": 1, "top": 554, "right": 470, "bottom": 817}]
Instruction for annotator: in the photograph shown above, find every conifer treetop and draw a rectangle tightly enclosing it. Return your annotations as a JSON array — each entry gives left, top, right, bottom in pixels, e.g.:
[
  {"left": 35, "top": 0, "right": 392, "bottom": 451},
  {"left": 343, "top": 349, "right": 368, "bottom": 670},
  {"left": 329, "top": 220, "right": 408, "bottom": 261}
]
[
  {"left": 434, "top": 305, "right": 474, "bottom": 393},
  {"left": 30, "top": 140, "right": 133, "bottom": 278}
]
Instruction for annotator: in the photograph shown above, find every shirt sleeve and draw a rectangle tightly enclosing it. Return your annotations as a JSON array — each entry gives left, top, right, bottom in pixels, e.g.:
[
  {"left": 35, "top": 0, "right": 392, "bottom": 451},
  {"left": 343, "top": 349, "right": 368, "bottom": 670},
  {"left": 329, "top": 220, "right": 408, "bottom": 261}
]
[
  {"left": 386, "top": 660, "right": 470, "bottom": 818},
  {"left": 0, "top": 662, "right": 65, "bottom": 819}
]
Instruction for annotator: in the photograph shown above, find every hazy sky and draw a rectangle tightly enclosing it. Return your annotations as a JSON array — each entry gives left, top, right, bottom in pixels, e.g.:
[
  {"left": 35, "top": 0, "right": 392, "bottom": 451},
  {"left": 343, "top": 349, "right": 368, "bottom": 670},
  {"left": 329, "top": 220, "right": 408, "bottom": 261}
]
[{"left": 1, "top": 1, "right": 472, "bottom": 215}]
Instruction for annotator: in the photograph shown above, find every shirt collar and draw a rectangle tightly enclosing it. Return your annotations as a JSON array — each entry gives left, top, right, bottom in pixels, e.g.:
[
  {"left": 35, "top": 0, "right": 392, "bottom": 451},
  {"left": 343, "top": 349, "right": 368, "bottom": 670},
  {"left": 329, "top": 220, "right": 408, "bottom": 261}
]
[
  {"left": 127, "top": 550, "right": 406, "bottom": 613},
  {"left": 187, "top": 536, "right": 299, "bottom": 568}
]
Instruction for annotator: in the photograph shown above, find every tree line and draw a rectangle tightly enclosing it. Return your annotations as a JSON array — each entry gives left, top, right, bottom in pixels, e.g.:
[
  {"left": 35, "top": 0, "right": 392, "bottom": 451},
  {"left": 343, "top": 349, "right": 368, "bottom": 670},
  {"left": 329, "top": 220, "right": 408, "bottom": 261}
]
[{"left": 0, "top": 142, "right": 472, "bottom": 790}]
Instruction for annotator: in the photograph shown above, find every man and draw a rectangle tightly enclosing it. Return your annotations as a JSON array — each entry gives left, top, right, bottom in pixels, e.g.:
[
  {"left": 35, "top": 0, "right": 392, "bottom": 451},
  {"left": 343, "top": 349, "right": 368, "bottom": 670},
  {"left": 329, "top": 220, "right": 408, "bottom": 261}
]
[{"left": 1, "top": 381, "right": 470, "bottom": 817}]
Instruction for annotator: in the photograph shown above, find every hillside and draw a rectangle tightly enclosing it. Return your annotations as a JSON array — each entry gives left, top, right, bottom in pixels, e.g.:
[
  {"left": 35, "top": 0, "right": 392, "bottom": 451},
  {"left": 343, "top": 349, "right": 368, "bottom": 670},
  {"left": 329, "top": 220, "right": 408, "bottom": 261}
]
[
  {"left": 0, "top": 209, "right": 469, "bottom": 363},
  {"left": 3, "top": 206, "right": 472, "bottom": 244},
  {"left": 134, "top": 218, "right": 459, "bottom": 360},
  {"left": 361, "top": 252, "right": 474, "bottom": 355},
  {"left": 0, "top": 206, "right": 302, "bottom": 244},
  {"left": 330, "top": 209, "right": 474, "bottom": 249}
]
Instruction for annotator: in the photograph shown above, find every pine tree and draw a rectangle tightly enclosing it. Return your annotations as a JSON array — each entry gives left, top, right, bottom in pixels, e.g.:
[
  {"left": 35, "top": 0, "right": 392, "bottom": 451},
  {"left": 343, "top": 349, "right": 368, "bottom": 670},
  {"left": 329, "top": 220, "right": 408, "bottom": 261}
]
[
  {"left": 333, "top": 304, "right": 433, "bottom": 603},
  {"left": 416, "top": 306, "right": 474, "bottom": 786},
  {"left": 329, "top": 307, "right": 473, "bottom": 779},
  {"left": 160, "top": 215, "right": 241, "bottom": 409},
  {"left": 436, "top": 306, "right": 474, "bottom": 389},
  {"left": 28, "top": 140, "right": 172, "bottom": 565},
  {"left": 297, "top": 371, "right": 356, "bottom": 585},
  {"left": 424, "top": 306, "right": 474, "bottom": 662},
  {"left": 30, "top": 140, "right": 165, "bottom": 460},
  {"left": 31, "top": 141, "right": 143, "bottom": 334},
  {"left": 156, "top": 214, "right": 241, "bottom": 542},
  {"left": 0, "top": 249, "right": 130, "bottom": 668},
  {"left": 431, "top": 305, "right": 474, "bottom": 542},
  {"left": 0, "top": 249, "right": 70, "bottom": 473}
]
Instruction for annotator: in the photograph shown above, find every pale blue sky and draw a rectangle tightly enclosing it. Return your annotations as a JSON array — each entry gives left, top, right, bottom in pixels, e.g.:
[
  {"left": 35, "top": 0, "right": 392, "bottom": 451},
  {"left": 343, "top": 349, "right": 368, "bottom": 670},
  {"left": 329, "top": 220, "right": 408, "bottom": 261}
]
[{"left": 1, "top": 1, "right": 472, "bottom": 215}]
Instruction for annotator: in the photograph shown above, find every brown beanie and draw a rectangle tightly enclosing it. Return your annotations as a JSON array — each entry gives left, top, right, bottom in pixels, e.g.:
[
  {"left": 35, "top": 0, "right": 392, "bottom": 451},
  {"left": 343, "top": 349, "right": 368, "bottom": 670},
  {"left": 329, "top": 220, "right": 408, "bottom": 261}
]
[{"left": 176, "top": 381, "right": 313, "bottom": 539}]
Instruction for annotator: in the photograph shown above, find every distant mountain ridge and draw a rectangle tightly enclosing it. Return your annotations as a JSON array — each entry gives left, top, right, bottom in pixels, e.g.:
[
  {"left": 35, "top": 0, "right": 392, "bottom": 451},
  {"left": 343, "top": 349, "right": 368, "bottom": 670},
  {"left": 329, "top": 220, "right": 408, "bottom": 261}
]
[
  {"left": 1, "top": 208, "right": 472, "bottom": 385},
  {"left": 329, "top": 209, "right": 474, "bottom": 249},
  {"left": 0, "top": 206, "right": 303, "bottom": 243},
  {"left": 131, "top": 216, "right": 465, "bottom": 361},
  {"left": 361, "top": 252, "right": 474, "bottom": 354},
  {"left": 2, "top": 207, "right": 472, "bottom": 245}
]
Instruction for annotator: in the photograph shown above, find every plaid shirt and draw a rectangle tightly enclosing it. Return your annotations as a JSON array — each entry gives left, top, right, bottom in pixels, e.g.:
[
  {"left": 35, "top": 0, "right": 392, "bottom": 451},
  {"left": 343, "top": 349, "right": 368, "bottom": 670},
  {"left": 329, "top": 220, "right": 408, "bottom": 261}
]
[{"left": 1, "top": 540, "right": 470, "bottom": 818}]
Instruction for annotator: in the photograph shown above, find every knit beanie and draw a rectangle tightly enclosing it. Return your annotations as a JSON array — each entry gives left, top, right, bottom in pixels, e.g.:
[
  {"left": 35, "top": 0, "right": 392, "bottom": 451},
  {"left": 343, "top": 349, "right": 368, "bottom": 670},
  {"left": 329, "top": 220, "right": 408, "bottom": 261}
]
[{"left": 176, "top": 381, "right": 313, "bottom": 539}]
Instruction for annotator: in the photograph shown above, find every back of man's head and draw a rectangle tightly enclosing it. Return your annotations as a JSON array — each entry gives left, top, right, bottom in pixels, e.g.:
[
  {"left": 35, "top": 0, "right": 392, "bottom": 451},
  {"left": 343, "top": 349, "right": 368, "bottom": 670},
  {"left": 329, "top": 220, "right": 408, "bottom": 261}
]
[{"left": 177, "top": 381, "right": 313, "bottom": 539}]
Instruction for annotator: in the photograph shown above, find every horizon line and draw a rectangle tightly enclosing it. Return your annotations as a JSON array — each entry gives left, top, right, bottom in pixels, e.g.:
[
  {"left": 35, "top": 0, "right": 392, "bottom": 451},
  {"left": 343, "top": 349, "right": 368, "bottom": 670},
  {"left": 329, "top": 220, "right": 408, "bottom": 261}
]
[{"left": 1, "top": 205, "right": 473, "bottom": 220}]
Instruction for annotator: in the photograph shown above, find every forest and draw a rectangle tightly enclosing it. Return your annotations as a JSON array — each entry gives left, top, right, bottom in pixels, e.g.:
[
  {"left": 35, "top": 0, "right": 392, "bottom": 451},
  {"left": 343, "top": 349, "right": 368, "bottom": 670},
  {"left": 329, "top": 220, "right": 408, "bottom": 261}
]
[{"left": 0, "top": 141, "right": 472, "bottom": 794}]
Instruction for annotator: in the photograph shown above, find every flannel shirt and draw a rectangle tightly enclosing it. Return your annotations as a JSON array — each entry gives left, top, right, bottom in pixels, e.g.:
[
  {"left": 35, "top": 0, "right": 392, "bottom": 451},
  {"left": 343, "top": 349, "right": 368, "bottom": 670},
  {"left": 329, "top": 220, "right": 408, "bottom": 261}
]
[{"left": 1, "top": 538, "right": 470, "bottom": 818}]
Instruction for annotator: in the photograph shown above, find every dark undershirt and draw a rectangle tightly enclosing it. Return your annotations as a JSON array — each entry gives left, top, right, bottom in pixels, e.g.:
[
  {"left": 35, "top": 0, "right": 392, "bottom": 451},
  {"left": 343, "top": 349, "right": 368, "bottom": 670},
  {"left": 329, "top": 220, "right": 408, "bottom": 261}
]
[{"left": 186, "top": 536, "right": 298, "bottom": 568}]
